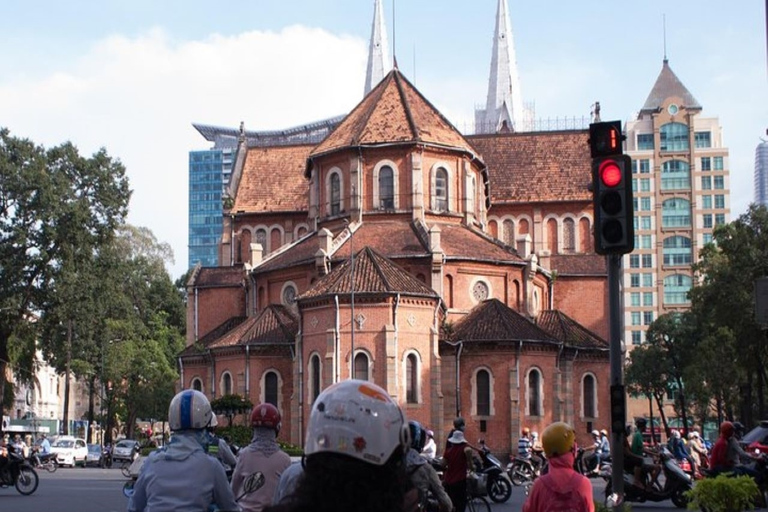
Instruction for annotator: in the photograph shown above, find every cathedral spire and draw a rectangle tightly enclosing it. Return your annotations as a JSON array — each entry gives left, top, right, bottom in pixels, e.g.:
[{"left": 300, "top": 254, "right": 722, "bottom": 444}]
[
  {"left": 476, "top": 0, "right": 525, "bottom": 133},
  {"left": 364, "top": 0, "right": 390, "bottom": 96}
]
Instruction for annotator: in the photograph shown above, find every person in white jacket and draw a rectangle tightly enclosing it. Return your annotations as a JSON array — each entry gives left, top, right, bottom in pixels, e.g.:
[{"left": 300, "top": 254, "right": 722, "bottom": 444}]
[
  {"left": 127, "top": 389, "right": 238, "bottom": 512},
  {"left": 232, "top": 403, "right": 291, "bottom": 512},
  {"left": 421, "top": 429, "right": 437, "bottom": 460}
]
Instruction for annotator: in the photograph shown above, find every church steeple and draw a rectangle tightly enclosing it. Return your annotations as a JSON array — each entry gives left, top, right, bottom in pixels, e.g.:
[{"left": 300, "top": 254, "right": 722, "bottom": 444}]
[
  {"left": 475, "top": 0, "right": 525, "bottom": 133},
  {"left": 364, "top": 0, "right": 390, "bottom": 96}
]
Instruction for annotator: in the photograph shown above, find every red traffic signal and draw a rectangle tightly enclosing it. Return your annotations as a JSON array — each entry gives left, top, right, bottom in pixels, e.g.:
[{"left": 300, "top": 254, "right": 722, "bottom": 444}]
[
  {"left": 599, "top": 160, "right": 623, "bottom": 188},
  {"left": 592, "top": 155, "right": 634, "bottom": 255}
]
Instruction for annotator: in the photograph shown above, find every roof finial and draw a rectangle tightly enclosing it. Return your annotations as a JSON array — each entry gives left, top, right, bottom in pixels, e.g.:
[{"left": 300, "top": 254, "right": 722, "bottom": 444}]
[
  {"left": 663, "top": 13, "right": 668, "bottom": 63},
  {"left": 392, "top": 0, "right": 397, "bottom": 70},
  {"left": 364, "top": 0, "right": 390, "bottom": 95}
]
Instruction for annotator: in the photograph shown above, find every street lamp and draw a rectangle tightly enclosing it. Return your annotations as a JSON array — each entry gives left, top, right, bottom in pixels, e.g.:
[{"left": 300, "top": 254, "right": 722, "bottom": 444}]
[{"left": 345, "top": 219, "right": 356, "bottom": 379}]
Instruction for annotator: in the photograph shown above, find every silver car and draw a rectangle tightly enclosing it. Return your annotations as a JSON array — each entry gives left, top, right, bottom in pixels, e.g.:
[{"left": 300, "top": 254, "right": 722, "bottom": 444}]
[{"left": 113, "top": 439, "right": 140, "bottom": 463}]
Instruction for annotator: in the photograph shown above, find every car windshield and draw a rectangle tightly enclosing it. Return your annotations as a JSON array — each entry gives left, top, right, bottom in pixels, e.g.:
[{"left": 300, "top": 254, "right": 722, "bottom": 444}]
[
  {"left": 116, "top": 441, "right": 134, "bottom": 448},
  {"left": 53, "top": 440, "right": 74, "bottom": 448},
  {"left": 742, "top": 426, "right": 768, "bottom": 445}
]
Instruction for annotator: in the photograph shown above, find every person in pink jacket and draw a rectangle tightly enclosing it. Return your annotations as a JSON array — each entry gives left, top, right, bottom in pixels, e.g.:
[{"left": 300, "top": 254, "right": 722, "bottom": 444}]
[{"left": 522, "top": 422, "right": 594, "bottom": 512}]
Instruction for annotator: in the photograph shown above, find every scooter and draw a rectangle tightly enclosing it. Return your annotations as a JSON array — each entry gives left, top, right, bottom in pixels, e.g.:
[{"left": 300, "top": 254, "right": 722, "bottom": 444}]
[
  {"left": 475, "top": 439, "right": 513, "bottom": 503},
  {"left": 604, "top": 446, "right": 692, "bottom": 509},
  {"left": 574, "top": 446, "right": 611, "bottom": 478},
  {"left": 507, "top": 453, "right": 537, "bottom": 486},
  {"left": 0, "top": 444, "right": 39, "bottom": 495}
]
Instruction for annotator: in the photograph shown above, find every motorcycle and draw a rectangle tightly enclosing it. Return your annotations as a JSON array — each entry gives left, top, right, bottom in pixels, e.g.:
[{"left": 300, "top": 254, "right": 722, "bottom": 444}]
[
  {"left": 475, "top": 439, "right": 512, "bottom": 503},
  {"left": 574, "top": 446, "right": 610, "bottom": 478},
  {"left": 0, "top": 444, "right": 39, "bottom": 495},
  {"left": 101, "top": 444, "right": 113, "bottom": 468},
  {"left": 29, "top": 449, "right": 58, "bottom": 473},
  {"left": 507, "top": 453, "right": 538, "bottom": 486},
  {"left": 604, "top": 446, "right": 692, "bottom": 509}
]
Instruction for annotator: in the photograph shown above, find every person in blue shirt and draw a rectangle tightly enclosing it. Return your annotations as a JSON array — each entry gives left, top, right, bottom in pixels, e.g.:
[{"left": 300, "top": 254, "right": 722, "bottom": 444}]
[
  {"left": 39, "top": 434, "right": 51, "bottom": 455},
  {"left": 127, "top": 389, "right": 238, "bottom": 512}
]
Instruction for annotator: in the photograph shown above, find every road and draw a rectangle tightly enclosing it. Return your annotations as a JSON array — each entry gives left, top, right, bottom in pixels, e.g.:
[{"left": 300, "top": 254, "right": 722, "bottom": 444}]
[{"left": 0, "top": 465, "right": 698, "bottom": 512}]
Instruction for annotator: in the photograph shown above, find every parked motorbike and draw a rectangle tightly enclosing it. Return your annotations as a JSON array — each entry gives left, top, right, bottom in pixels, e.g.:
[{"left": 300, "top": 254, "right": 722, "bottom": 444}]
[
  {"left": 475, "top": 439, "right": 512, "bottom": 503},
  {"left": 29, "top": 449, "right": 58, "bottom": 473},
  {"left": 0, "top": 444, "right": 39, "bottom": 495},
  {"left": 604, "top": 446, "right": 692, "bottom": 509}
]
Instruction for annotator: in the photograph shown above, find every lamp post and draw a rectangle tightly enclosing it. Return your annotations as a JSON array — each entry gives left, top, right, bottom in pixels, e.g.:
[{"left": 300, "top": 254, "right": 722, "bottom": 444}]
[{"left": 347, "top": 220, "right": 356, "bottom": 379}]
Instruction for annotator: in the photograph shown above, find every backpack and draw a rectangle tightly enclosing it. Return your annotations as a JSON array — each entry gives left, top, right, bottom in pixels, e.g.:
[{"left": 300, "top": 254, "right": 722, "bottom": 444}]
[{"left": 538, "top": 473, "right": 587, "bottom": 512}]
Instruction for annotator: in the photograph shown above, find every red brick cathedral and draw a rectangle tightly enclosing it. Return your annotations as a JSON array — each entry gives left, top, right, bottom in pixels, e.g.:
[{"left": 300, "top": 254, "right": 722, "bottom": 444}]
[{"left": 181, "top": 65, "right": 611, "bottom": 453}]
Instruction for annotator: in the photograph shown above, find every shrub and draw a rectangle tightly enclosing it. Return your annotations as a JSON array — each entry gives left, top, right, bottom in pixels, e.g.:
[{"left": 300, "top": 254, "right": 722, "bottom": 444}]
[
  {"left": 215, "top": 425, "right": 303, "bottom": 456},
  {"left": 595, "top": 500, "right": 632, "bottom": 512},
  {"left": 685, "top": 474, "right": 760, "bottom": 512}
]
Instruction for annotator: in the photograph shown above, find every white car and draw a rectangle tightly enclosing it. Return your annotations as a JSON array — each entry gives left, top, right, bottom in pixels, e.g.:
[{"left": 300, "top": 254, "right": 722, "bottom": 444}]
[{"left": 51, "top": 436, "right": 88, "bottom": 467}]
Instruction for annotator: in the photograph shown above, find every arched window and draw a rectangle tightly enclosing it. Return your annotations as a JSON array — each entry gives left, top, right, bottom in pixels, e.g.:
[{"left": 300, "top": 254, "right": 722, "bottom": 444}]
[
  {"left": 562, "top": 218, "right": 576, "bottom": 253},
  {"left": 583, "top": 374, "right": 596, "bottom": 418},
  {"left": 661, "top": 160, "right": 690, "bottom": 190},
  {"left": 264, "top": 371, "right": 279, "bottom": 406},
  {"left": 664, "top": 274, "right": 692, "bottom": 305},
  {"left": 502, "top": 219, "right": 515, "bottom": 245},
  {"left": 663, "top": 236, "right": 692, "bottom": 266},
  {"left": 527, "top": 368, "right": 542, "bottom": 416},
  {"left": 406, "top": 353, "right": 418, "bottom": 404},
  {"left": 379, "top": 165, "right": 394, "bottom": 209},
  {"left": 434, "top": 167, "right": 448, "bottom": 211},
  {"left": 191, "top": 378, "right": 203, "bottom": 392},
  {"left": 330, "top": 173, "right": 341, "bottom": 215},
  {"left": 662, "top": 198, "right": 691, "bottom": 228},
  {"left": 354, "top": 352, "right": 370, "bottom": 381},
  {"left": 579, "top": 217, "right": 592, "bottom": 253},
  {"left": 222, "top": 372, "right": 232, "bottom": 395},
  {"left": 255, "top": 228, "right": 267, "bottom": 253},
  {"left": 309, "top": 354, "right": 321, "bottom": 404},
  {"left": 660, "top": 122, "right": 689, "bottom": 152},
  {"left": 476, "top": 369, "right": 491, "bottom": 416},
  {"left": 546, "top": 218, "right": 557, "bottom": 253}
]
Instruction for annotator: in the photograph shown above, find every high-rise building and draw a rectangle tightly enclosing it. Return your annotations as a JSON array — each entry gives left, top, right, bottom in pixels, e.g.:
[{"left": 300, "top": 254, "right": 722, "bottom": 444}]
[
  {"left": 754, "top": 134, "right": 768, "bottom": 206},
  {"left": 624, "top": 58, "right": 730, "bottom": 349}
]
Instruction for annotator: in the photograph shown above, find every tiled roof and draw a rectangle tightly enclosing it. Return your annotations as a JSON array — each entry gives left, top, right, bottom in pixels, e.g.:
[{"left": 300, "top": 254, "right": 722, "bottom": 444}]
[
  {"left": 192, "top": 266, "right": 246, "bottom": 288},
  {"left": 310, "top": 69, "right": 481, "bottom": 161},
  {"left": 449, "top": 299, "right": 557, "bottom": 345},
  {"left": 536, "top": 310, "right": 608, "bottom": 350},
  {"left": 331, "top": 221, "right": 429, "bottom": 260},
  {"left": 178, "top": 316, "right": 248, "bottom": 356},
  {"left": 640, "top": 59, "right": 701, "bottom": 114},
  {"left": 438, "top": 223, "right": 524, "bottom": 264},
  {"left": 549, "top": 254, "right": 607, "bottom": 276},
  {"left": 300, "top": 246, "right": 439, "bottom": 300},
  {"left": 468, "top": 131, "right": 591, "bottom": 203},
  {"left": 233, "top": 145, "right": 313, "bottom": 213}
]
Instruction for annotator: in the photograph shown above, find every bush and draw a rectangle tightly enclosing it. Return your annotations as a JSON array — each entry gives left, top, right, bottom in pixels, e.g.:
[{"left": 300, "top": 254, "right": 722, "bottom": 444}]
[
  {"left": 685, "top": 474, "right": 761, "bottom": 512},
  {"left": 215, "top": 425, "right": 303, "bottom": 456},
  {"left": 595, "top": 501, "right": 632, "bottom": 512}
]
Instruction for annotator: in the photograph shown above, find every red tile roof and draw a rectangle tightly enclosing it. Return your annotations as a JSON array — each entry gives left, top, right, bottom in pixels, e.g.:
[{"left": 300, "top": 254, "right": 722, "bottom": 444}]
[
  {"left": 536, "top": 310, "right": 608, "bottom": 350},
  {"left": 233, "top": 145, "right": 313, "bottom": 213},
  {"left": 468, "top": 131, "right": 592, "bottom": 204},
  {"left": 549, "top": 254, "right": 607, "bottom": 276},
  {"left": 310, "top": 70, "right": 481, "bottom": 162},
  {"left": 300, "top": 246, "right": 438, "bottom": 300},
  {"left": 438, "top": 223, "right": 524, "bottom": 264},
  {"left": 192, "top": 266, "right": 247, "bottom": 288},
  {"left": 449, "top": 299, "right": 557, "bottom": 345}
]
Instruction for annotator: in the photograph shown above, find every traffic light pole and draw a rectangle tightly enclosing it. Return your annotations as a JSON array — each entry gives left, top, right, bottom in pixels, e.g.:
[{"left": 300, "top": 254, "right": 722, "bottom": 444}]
[{"left": 608, "top": 253, "right": 625, "bottom": 506}]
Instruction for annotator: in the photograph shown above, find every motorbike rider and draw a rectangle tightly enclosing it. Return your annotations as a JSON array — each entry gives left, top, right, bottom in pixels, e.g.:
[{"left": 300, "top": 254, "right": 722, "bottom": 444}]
[
  {"left": 263, "top": 379, "right": 412, "bottom": 512},
  {"left": 127, "top": 389, "right": 239, "bottom": 512},
  {"left": 405, "top": 420, "right": 452, "bottom": 512},
  {"left": 687, "top": 431, "right": 707, "bottom": 472},
  {"left": 530, "top": 431, "right": 545, "bottom": 474},
  {"left": 517, "top": 427, "right": 533, "bottom": 467},
  {"left": 208, "top": 428, "right": 238, "bottom": 470},
  {"left": 668, "top": 430, "right": 695, "bottom": 474},
  {"left": 232, "top": 402, "right": 292, "bottom": 512},
  {"left": 421, "top": 429, "right": 437, "bottom": 460},
  {"left": 523, "top": 421, "right": 594, "bottom": 512},
  {"left": 446, "top": 416, "right": 466, "bottom": 450},
  {"left": 710, "top": 421, "right": 761, "bottom": 481},
  {"left": 584, "top": 430, "right": 602, "bottom": 474}
]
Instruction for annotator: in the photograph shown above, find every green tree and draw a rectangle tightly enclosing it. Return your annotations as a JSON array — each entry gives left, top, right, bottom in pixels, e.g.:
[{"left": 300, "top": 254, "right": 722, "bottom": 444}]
[
  {"left": 625, "top": 342, "right": 671, "bottom": 439},
  {"left": 0, "top": 129, "right": 130, "bottom": 423},
  {"left": 691, "top": 204, "right": 768, "bottom": 425}
]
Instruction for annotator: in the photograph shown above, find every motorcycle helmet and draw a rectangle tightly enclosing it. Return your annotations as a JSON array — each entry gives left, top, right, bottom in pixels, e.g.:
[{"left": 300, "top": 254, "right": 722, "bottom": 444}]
[
  {"left": 733, "top": 421, "right": 745, "bottom": 438},
  {"left": 600, "top": 429, "right": 608, "bottom": 437},
  {"left": 251, "top": 403, "right": 281, "bottom": 433},
  {"left": 635, "top": 418, "right": 647, "bottom": 429},
  {"left": 541, "top": 422, "right": 576, "bottom": 458},
  {"left": 531, "top": 431, "right": 539, "bottom": 440},
  {"left": 426, "top": 429, "right": 434, "bottom": 438},
  {"left": 409, "top": 421, "right": 426, "bottom": 452},
  {"left": 305, "top": 379, "right": 408, "bottom": 466},
  {"left": 591, "top": 429, "right": 600, "bottom": 437},
  {"left": 453, "top": 417, "right": 466, "bottom": 431},
  {"left": 169, "top": 389, "right": 217, "bottom": 431},
  {"left": 522, "top": 427, "right": 530, "bottom": 436},
  {"left": 672, "top": 429, "right": 681, "bottom": 439},
  {"left": 719, "top": 421, "right": 734, "bottom": 438}
]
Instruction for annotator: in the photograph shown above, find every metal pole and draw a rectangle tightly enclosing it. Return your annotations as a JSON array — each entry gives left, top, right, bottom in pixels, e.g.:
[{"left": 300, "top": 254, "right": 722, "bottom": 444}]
[
  {"left": 608, "top": 253, "right": 625, "bottom": 506},
  {"left": 350, "top": 224, "right": 355, "bottom": 379}
]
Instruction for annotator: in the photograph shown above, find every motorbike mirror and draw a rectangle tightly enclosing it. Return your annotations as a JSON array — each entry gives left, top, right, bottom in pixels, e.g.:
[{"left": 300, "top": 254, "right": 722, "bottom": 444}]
[
  {"left": 122, "top": 481, "right": 135, "bottom": 499},
  {"left": 236, "top": 471, "right": 266, "bottom": 501}
]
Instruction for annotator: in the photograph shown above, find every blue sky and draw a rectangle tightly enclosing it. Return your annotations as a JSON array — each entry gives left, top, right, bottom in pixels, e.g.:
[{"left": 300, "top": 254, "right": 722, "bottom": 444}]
[{"left": 1, "top": 0, "right": 765, "bottom": 279}]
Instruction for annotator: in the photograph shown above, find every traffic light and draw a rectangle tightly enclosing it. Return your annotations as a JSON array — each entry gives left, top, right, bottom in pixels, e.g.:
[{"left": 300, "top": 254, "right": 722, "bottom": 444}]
[
  {"left": 610, "top": 384, "right": 626, "bottom": 435},
  {"left": 589, "top": 121, "right": 634, "bottom": 255}
]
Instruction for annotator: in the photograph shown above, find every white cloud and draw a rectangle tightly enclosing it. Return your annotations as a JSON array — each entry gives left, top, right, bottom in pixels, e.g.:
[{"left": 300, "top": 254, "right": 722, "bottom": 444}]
[{"left": 0, "top": 25, "right": 367, "bottom": 278}]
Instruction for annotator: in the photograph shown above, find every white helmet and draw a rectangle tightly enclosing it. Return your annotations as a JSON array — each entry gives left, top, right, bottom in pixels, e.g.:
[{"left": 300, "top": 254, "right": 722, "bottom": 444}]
[
  {"left": 591, "top": 430, "right": 600, "bottom": 437},
  {"left": 531, "top": 431, "right": 539, "bottom": 440},
  {"left": 169, "top": 389, "right": 217, "bottom": 431},
  {"left": 305, "top": 379, "right": 408, "bottom": 466}
]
